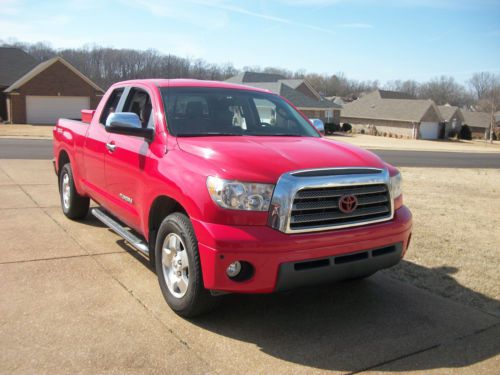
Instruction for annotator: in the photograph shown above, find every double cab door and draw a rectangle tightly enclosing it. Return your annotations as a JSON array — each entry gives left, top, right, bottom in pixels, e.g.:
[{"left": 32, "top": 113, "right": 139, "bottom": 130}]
[{"left": 92, "top": 85, "right": 158, "bottom": 232}]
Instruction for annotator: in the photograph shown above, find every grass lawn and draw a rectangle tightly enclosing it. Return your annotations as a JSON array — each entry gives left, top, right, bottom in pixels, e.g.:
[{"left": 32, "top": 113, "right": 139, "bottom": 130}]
[{"left": 382, "top": 167, "right": 500, "bottom": 317}]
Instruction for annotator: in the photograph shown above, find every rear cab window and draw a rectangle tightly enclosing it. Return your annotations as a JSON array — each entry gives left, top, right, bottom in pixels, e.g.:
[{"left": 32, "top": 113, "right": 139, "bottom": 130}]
[{"left": 99, "top": 88, "right": 124, "bottom": 125}]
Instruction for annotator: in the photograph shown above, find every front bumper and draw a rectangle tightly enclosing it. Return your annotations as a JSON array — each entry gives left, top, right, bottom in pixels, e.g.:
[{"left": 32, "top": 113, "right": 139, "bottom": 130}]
[{"left": 192, "top": 205, "right": 412, "bottom": 293}]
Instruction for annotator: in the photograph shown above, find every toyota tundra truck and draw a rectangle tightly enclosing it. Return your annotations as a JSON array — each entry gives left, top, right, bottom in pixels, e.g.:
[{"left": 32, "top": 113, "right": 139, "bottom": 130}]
[{"left": 53, "top": 79, "right": 412, "bottom": 317}]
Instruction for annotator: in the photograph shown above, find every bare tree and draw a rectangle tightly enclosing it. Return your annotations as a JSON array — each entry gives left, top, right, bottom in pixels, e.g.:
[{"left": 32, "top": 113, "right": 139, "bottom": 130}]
[
  {"left": 468, "top": 72, "right": 498, "bottom": 101},
  {"left": 385, "top": 79, "right": 419, "bottom": 98},
  {"left": 418, "top": 75, "right": 472, "bottom": 107},
  {"left": 474, "top": 75, "right": 500, "bottom": 143}
]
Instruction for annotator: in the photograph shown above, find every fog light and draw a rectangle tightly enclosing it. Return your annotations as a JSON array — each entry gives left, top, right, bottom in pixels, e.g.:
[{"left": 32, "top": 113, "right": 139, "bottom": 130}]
[{"left": 226, "top": 261, "right": 242, "bottom": 278}]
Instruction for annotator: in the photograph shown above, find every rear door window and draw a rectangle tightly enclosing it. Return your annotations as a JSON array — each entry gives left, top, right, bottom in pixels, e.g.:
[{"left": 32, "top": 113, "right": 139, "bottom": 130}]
[{"left": 99, "top": 88, "right": 124, "bottom": 125}]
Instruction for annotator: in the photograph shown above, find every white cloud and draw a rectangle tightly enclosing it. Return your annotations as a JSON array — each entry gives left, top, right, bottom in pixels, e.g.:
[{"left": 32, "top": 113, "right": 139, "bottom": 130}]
[
  {"left": 124, "top": 0, "right": 229, "bottom": 30},
  {"left": 188, "top": 0, "right": 336, "bottom": 33},
  {"left": 337, "top": 23, "right": 373, "bottom": 29},
  {"left": 0, "top": 0, "right": 22, "bottom": 15}
]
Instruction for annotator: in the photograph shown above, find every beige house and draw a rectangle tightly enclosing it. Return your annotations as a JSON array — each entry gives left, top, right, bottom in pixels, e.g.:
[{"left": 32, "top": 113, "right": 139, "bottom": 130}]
[
  {"left": 341, "top": 90, "right": 443, "bottom": 139},
  {"left": 226, "top": 72, "right": 341, "bottom": 124},
  {"left": 438, "top": 105, "right": 463, "bottom": 137},
  {"left": 462, "top": 111, "right": 493, "bottom": 139}
]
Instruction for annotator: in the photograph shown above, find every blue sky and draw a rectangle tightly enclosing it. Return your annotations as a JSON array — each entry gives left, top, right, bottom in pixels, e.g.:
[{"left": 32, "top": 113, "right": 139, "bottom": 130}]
[{"left": 1, "top": 0, "right": 499, "bottom": 84}]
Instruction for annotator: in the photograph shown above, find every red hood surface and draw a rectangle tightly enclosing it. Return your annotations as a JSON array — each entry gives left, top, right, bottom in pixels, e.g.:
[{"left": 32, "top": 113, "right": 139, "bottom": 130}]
[{"left": 176, "top": 136, "right": 386, "bottom": 183}]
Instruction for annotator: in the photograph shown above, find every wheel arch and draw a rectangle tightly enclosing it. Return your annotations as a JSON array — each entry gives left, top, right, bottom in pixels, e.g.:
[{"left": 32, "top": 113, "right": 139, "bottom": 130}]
[
  {"left": 57, "top": 149, "right": 71, "bottom": 176},
  {"left": 147, "top": 195, "right": 188, "bottom": 254}
]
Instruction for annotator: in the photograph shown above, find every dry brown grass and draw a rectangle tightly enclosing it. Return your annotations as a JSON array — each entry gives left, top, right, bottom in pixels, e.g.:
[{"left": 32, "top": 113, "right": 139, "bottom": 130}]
[
  {"left": 382, "top": 168, "right": 500, "bottom": 317},
  {"left": 0, "top": 124, "right": 53, "bottom": 139}
]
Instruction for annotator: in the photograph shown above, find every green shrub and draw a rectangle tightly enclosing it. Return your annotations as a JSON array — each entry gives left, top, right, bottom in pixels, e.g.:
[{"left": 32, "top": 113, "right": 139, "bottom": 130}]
[
  {"left": 459, "top": 125, "right": 472, "bottom": 140},
  {"left": 324, "top": 123, "right": 340, "bottom": 134},
  {"left": 341, "top": 123, "right": 352, "bottom": 133}
]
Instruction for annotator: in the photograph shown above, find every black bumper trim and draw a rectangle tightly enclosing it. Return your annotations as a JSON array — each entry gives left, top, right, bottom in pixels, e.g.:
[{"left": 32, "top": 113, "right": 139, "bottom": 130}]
[{"left": 275, "top": 243, "right": 403, "bottom": 291}]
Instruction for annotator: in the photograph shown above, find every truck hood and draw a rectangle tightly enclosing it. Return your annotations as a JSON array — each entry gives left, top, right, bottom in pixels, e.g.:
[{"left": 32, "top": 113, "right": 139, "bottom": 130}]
[{"left": 176, "top": 136, "right": 386, "bottom": 182}]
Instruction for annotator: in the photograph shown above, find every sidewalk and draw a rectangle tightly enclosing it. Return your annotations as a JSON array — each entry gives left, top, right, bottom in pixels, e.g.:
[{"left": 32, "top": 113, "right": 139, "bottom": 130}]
[{"left": 328, "top": 134, "right": 500, "bottom": 153}]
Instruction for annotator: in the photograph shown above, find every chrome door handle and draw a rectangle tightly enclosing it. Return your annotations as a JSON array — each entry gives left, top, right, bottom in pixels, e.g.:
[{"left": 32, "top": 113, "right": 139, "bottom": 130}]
[{"left": 106, "top": 142, "right": 116, "bottom": 152}]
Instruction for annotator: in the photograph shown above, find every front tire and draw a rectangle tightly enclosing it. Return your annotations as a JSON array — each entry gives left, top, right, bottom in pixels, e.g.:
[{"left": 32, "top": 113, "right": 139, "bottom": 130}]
[
  {"left": 59, "top": 163, "right": 90, "bottom": 220},
  {"left": 155, "top": 212, "right": 218, "bottom": 317}
]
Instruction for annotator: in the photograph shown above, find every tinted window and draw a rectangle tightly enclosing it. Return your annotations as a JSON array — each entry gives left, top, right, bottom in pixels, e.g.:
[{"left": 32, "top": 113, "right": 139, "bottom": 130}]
[
  {"left": 161, "top": 87, "right": 319, "bottom": 137},
  {"left": 99, "top": 88, "right": 124, "bottom": 125},
  {"left": 122, "top": 88, "right": 153, "bottom": 128}
]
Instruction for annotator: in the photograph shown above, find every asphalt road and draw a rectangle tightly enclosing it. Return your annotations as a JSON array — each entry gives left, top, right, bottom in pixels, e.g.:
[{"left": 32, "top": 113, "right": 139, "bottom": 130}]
[{"left": 1, "top": 138, "right": 499, "bottom": 168}]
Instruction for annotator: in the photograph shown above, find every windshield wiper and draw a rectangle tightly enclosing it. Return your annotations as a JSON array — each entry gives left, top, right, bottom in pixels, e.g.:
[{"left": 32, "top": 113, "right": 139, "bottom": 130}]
[{"left": 176, "top": 132, "right": 243, "bottom": 137}]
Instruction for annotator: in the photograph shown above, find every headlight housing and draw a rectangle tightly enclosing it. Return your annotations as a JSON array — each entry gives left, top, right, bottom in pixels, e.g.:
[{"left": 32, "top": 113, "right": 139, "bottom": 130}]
[
  {"left": 389, "top": 172, "right": 402, "bottom": 199},
  {"left": 206, "top": 176, "right": 274, "bottom": 211}
]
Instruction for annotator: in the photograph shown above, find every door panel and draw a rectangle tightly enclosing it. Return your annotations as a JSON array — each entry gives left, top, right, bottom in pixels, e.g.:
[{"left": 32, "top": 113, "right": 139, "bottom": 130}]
[
  {"left": 104, "top": 134, "right": 152, "bottom": 230},
  {"left": 82, "top": 88, "right": 125, "bottom": 202},
  {"left": 104, "top": 87, "right": 154, "bottom": 232},
  {"left": 82, "top": 123, "right": 109, "bottom": 200}
]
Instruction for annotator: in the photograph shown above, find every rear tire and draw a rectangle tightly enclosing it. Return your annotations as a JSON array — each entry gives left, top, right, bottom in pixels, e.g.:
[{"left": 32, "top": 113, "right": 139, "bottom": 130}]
[
  {"left": 59, "top": 163, "right": 90, "bottom": 220},
  {"left": 155, "top": 212, "right": 219, "bottom": 318}
]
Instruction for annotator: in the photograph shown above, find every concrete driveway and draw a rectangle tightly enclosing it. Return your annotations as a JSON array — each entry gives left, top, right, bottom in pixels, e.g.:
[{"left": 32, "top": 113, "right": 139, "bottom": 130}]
[{"left": 0, "top": 159, "right": 499, "bottom": 374}]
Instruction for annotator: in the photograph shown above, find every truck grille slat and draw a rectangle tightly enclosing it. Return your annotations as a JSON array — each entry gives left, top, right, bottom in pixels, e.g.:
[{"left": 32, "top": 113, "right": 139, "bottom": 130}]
[
  {"left": 295, "top": 185, "right": 387, "bottom": 200},
  {"left": 292, "top": 195, "right": 388, "bottom": 211},
  {"left": 290, "top": 183, "right": 391, "bottom": 230}
]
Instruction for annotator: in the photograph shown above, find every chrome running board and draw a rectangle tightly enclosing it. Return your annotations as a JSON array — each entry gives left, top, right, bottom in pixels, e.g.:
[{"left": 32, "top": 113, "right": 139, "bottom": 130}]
[{"left": 91, "top": 208, "right": 149, "bottom": 255}]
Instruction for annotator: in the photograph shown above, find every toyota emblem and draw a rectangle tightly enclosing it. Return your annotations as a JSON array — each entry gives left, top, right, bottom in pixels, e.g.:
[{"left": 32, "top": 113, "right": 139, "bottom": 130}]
[{"left": 339, "top": 195, "right": 358, "bottom": 214}]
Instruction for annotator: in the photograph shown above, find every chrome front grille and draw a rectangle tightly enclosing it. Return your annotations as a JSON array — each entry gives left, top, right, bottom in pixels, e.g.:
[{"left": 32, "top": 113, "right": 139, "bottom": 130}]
[
  {"left": 290, "top": 184, "right": 391, "bottom": 230},
  {"left": 268, "top": 167, "right": 394, "bottom": 234}
]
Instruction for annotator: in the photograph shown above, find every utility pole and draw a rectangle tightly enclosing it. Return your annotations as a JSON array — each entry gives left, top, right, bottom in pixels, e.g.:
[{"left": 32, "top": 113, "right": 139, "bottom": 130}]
[{"left": 490, "top": 98, "right": 496, "bottom": 144}]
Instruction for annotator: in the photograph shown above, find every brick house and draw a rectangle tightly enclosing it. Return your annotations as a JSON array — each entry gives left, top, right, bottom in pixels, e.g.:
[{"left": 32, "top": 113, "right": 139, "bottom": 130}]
[
  {"left": 462, "top": 110, "right": 493, "bottom": 139},
  {"left": 438, "top": 105, "right": 464, "bottom": 137},
  {"left": 1, "top": 48, "right": 103, "bottom": 124},
  {"left": 341, "top": 90, "right": 444, "bottom": 139},
  {"left": 226, "top": 72, "right": 342, "bottom": 124}
]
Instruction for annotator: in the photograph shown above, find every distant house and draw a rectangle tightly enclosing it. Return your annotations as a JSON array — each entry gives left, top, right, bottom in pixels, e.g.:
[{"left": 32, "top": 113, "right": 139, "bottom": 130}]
[
  {"left": 226, "top": 72, "right": 341, "bottom": 124},
  {"left": 0, "top": 48, "right": 37, "bottom": 122},
  {"left": 438, "top": 105, "right": 463, "bottom": 137},
  {"left": 0, "top": 47, "right": 104, "bottom": 124},
  {"left": 462, "top": 111, "right": 493, "bottom": 139},
  {"left": 340, "top": 90, "right": 443, "bottom": 139}
]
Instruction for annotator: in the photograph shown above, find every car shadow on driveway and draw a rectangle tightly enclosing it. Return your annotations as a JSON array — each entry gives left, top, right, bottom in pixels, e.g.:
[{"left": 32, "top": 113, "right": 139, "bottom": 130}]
[
  {"left": 186, "top": 260, "right": 500, "bottom": 373},
  {"left": 99, "top": 230, "right": 500, "bottom": 373}
]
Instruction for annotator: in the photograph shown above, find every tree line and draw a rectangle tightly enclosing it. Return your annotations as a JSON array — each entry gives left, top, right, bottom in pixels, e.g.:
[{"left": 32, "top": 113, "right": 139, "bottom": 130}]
[{"left": 1, "top": 40, "right": 499, "bottom": 111}]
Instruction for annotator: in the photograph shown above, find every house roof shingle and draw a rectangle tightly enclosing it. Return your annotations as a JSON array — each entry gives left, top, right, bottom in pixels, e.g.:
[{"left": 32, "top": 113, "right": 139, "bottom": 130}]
[
  {"left": 0, "top": 47, "right": 37, "bottom": 87},
  {"left": 342, "top": 90, "right": 442, "bottom": 123},
  {"left": 226, "top": 72, "right": 341, "bottom": 110},
  {"left": 437, "top": 105, "right": 464, "bottom": 122},
  {"left": 377, "top": 90, "right": 416, "bottom": 100},
  {"left": 4, "top": 56, "right": 104, "bottom": 93},
  {"left": 242, "top": 81, "right": 340, "bottom": 109},
  {"left": 462, "top": 111, "right": 492, "bottom": 129},
  {"left": 232, "top": 71, "right": 287, "bottom": 83}
]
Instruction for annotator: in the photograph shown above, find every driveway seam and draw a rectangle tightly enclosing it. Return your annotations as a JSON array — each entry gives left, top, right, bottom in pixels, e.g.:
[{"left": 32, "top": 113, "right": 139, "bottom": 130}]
[
  {"left": 350, "top": 321, "right": 500, "bottom": 374},
  {"left": 38, "top": 205, "right": 220, "bottom": 374},
  {"left": 0, "top": 251, "right": 125, "bottom": 265},
  {"left": 3, "top": 178, "right": 217, "bottom": 371}
]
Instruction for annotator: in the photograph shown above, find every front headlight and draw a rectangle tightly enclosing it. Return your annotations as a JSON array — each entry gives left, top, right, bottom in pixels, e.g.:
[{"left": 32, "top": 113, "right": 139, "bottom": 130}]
[
  {"left": 206, "top": 176, "right": 275, "bottom": 211},
  {"left": 389, "top": 172, "right": 402, "bottom": 199}
]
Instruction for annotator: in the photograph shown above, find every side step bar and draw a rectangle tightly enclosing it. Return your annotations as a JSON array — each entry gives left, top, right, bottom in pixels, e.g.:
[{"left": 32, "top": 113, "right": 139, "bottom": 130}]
[{"left": 91, "top": 208, "right": 149, "bottom": 255}]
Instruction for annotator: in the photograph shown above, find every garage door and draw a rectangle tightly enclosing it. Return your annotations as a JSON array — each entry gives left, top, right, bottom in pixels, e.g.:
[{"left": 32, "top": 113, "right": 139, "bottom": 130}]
[
  {"left": 420, "top": 122, "right": 440, "bottom": 140},
  {"left": 26, "top": 96, "right": 90, "bottom": 124}
]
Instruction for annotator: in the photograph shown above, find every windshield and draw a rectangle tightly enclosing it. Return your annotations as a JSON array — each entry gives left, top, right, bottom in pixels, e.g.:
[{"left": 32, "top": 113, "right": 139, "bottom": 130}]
[{"left": 161, "top": 87, "right": 319, "bottom": 137}]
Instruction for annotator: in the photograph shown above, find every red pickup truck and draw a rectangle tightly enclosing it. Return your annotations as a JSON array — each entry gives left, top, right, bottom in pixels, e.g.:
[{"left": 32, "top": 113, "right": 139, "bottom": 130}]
[{"left": 53, "top": 79, "right": 412, "bottom": 317}]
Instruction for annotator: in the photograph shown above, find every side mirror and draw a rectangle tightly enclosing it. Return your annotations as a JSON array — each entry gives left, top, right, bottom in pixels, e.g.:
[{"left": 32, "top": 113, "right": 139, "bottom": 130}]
[{"left": 105, "top": 112, "right": 154, "bottom": 141}]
